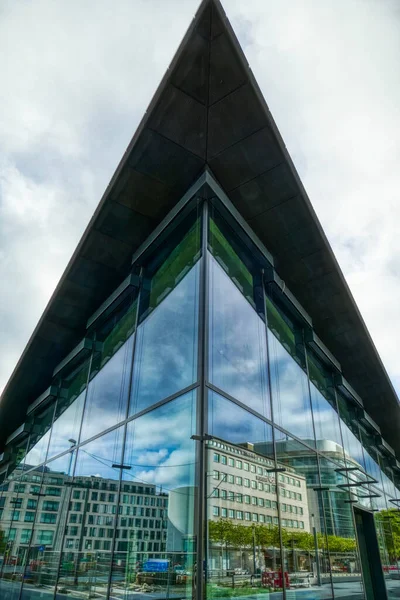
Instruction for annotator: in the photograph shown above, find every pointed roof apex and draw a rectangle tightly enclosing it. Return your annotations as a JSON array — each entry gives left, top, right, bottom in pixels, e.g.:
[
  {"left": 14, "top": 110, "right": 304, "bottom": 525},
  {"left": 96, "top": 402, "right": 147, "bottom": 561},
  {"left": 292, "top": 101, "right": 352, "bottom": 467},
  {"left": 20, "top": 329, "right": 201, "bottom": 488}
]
[{"left": 0, "top": 0, "right": 399, "bottom": 459}]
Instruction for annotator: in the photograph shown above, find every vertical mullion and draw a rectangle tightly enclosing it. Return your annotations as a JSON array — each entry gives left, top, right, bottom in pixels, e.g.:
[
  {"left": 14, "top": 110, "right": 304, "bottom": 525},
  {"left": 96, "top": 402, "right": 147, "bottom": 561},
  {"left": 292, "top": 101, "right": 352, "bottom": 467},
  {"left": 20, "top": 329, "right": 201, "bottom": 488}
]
[
  {"left": 196, "top": 199, "right": 209, "bottom": 600},
  {"left": 262, "top": 273, "right": 288, "bottom": 598},
  {"left": 302, "top": 330, "right": 319, "bottom": 453},
  {"left": 124, "top": 268, "right": 144, "bottom": 420}
]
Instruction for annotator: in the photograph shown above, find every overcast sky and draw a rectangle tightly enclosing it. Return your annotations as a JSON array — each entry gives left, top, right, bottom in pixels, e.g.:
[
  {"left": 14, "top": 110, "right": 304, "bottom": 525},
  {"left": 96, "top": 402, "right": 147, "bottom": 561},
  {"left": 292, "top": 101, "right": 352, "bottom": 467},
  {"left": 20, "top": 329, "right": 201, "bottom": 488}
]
[{"left": 1, "top": 0, "right": 400, "bottom": 399}]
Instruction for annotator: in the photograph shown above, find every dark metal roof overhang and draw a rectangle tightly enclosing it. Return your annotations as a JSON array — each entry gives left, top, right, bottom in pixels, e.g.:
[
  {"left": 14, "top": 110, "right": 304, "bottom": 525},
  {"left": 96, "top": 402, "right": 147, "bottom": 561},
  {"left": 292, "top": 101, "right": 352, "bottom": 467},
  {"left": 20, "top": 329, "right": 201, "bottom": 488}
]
[{"left": 1, "top": 0, "right": 399, "bottom": 456}]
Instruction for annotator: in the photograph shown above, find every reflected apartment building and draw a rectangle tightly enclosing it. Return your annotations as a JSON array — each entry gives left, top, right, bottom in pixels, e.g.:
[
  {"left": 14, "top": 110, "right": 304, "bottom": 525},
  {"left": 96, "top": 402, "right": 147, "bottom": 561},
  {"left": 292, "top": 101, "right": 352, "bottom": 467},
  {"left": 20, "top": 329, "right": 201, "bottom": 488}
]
[
  {"left": 207, "top": 439, "right": 309, "bottom": 531},
  {"left": 0, "top": 464, "right": 169, "bottom": 566},
  {"left": 0, "top": 1, "right": 400, "bottom": 600}
]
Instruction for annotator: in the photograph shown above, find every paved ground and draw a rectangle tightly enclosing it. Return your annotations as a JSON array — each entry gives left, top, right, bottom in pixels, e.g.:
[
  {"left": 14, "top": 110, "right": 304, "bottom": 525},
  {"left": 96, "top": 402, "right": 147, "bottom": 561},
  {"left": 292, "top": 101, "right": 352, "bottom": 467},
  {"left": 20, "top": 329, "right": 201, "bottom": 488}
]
[{"left": 1, "top": 576, "right": 400, "bottom": 599}]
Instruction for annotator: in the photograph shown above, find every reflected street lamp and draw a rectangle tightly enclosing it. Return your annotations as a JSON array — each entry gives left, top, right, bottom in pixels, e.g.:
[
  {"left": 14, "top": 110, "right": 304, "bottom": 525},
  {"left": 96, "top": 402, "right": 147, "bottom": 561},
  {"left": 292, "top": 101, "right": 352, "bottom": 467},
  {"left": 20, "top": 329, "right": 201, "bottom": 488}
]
[
  {"left": 252, "top": 525, "right": 256, "bottom": 576},
  {"left": 68, "top": 439, "right": 77, "bottom": 476},
  {"left": 291, "top": 538, "right": 297, "bottom": 573}
]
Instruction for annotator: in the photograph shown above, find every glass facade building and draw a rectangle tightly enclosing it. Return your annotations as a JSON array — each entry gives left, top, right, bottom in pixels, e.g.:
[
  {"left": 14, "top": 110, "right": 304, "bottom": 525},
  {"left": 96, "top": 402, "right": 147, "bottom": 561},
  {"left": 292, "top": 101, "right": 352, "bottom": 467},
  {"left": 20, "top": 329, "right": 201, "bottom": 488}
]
[{"left": 0, "top": 2, "right": 399, "bottom": 600}]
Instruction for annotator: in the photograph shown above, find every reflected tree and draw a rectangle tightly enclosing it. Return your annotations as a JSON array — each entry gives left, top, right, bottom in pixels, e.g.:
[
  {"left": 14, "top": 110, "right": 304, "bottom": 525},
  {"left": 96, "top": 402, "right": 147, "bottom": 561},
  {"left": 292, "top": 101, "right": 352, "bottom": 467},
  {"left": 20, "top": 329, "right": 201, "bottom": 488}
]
[
  {"left": 376, "top": 510, "right": 400, "bottom": 561},
  {"left": 209, "top": 520, "right": 356, "bottom": 567}
]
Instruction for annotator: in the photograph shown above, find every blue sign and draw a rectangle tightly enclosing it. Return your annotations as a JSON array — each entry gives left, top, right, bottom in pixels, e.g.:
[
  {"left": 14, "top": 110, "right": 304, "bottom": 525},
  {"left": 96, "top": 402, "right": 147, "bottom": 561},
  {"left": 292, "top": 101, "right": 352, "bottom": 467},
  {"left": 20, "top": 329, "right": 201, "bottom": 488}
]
[
  {"left": 38, "top": 546, "right": 46, "bottom": 552},
  {"left": 143, "top": 559, "right": 169, "bottom": 573}
]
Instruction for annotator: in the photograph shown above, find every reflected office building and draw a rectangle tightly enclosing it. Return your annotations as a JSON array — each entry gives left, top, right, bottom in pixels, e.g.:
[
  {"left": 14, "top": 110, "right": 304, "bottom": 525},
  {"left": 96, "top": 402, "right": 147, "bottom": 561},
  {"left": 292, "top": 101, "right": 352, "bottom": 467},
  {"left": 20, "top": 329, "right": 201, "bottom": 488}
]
[{"left": 0, "top": 1, "right": 399, "bottom": 599}]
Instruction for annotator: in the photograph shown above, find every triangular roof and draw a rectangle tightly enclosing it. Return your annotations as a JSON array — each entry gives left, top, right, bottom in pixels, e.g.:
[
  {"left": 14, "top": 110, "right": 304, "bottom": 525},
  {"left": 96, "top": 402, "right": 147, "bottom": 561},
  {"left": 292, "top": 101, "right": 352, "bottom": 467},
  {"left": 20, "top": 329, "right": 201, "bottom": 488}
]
[{"left": 1, "top": 0, "right": 399, "bottom": 456}]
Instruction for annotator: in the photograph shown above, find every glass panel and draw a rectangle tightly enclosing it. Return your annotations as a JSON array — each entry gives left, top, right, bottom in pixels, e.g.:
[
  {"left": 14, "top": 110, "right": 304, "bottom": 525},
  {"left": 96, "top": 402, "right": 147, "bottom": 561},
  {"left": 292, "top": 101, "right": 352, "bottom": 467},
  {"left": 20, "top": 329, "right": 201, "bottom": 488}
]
[
  {"left": 80, "top": 297, "right": 137, "bottom": 443},
  {"left": 359, "top": 428, "right": 383, "bottom": 492},
  {"left": 376, "top": 457, "right": 400, "bottom": 595},
  {"left": 374, "top": 510, "right": 398, "bottom": 589},
  {"left": 80, "top": 340, "right": 133, "bottom": 443},
  {"left": 317, "top": 456, "right": 356, "bottom": 538},
  {"left": 207, "top": 391, "right": 283, "bottom": 600},
  {"left": 208, "top": 208, "right": 270, "bottom": 419},
  {"left": 0, "top": 465, "right": 40, "bottom": 600},
  {"left": 43, "top": 427, "right": 125, "bottom": 600},
  {"left": 208, "top": 255, "right": 270, "bottom": 418},
  {"left": 353, "top": 509, "right": 374, "bottom": 600},
  {"left": 337, "top": 395, "right": 365, "bottom": 471},
  {"left": 267, "top": 299, "right": 314, "bottom": 445},
  {"left": 110, "top": 391, "right": 197, "bottom": 600},
  {"left": 130, "top": 216, "right": 200, "bottom": 415},
  {"left": 307, "top": 351, "right": 342, "bottom": 449},
  {"left": 18, "top": 450, "right": 77, "bottom": 598},
  {"left": 208, "top": 213, "right": 260, "bottom": 311},
  {"left": 356, "top": 426, "right": 393, "bottom": 590},
  {"left": 376, "top": 508, "right": 400, "bottom": 596},
  {"left": 274, "top": 435, "right": 334, "bottom": 599},
  {"left": 47, "top": 358, "right": 90, "bottom": 460},
  {"left": 24, "top": 403, "right": 55, "bottom": 468},
  {"left": 14, "top": 456, "right": 68, "bottom": 600},
  {"left": 381, "top": 460, "right": 397, "bottom": 506},
  {"left": 336, "top": 395, "right": 375, "bottom": 513},
  {"left": 0, "top": 438, "right": 30, "bottom": 516},
  {"left": 317, "top": 456, "right": 366, "bottom": 599}
]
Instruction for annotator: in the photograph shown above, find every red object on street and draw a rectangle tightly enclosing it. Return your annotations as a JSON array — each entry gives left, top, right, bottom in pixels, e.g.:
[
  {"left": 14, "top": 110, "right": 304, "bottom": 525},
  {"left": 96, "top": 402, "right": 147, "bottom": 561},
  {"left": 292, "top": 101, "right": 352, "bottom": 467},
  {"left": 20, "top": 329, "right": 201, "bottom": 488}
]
[{"left": 262, "top": 571, "right": 290, "bottom": 589}]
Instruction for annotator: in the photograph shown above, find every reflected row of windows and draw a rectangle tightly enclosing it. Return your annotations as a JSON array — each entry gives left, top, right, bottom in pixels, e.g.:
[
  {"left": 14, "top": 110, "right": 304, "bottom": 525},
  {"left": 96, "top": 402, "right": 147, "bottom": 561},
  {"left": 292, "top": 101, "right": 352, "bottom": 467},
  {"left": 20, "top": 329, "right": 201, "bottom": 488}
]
[
  {"left": 212, "top": 452, "right": 302, "bottom": 489},
  {"left": 211, "top": 478, "right": 302, "bottom": 503},
  {"left": 211, "top": 506, "right": 305, "bottom": 528},
  {"left": 211, "top": 489, "right": 304, "bottom": 516}
]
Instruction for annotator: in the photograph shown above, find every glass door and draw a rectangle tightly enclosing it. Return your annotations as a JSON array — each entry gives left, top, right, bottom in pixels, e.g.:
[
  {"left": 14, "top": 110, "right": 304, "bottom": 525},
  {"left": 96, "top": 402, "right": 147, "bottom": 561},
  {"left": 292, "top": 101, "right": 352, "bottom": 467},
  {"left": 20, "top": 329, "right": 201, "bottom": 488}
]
[{"left": 354, "top": 507, "right": 388, "bottom": 600}]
